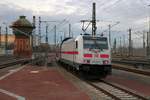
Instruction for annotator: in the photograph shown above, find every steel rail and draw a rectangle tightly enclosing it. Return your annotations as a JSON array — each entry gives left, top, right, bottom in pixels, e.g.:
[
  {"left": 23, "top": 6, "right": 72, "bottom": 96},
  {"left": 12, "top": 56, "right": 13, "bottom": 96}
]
[
  {"left": 112, "top": 60, "right": 150, "bottom": 66},
  {"left": 102, "top": 80, "right": 148, "bottom": 100},
  {"left": 112, "top": 64, "right": 150, "bottom": 76},
  {"left": 86, "top": 81, "right": 148, "bottom": 100},
  {"left": 86, "top": 81, "right": 120, "bottom": 100},
  {"left": 59, "top": 62, "right": 149, "bottom": 100},
  {"left": 0, "top": 58, "right": 30, "bottom": 69}
]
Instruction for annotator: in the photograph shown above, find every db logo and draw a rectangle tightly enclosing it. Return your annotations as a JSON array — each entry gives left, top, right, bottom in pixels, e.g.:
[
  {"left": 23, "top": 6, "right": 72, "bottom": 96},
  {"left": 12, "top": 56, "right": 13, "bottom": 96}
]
[{"left": 95, "top": 54, "right": 99, "bottom": 57}]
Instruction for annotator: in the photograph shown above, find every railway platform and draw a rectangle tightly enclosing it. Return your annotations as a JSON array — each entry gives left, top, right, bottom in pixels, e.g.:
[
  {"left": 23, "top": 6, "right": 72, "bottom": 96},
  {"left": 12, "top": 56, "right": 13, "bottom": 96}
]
[{"left": 0, "top": 65, "right": 90, "bottom": 100}]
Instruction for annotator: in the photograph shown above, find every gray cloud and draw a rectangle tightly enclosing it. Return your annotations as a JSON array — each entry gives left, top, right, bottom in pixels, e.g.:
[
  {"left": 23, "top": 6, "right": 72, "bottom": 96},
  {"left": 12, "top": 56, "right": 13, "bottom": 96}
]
[
  {"left": 0, "top": 3, "right": 33, "bottom": 24},
  {"left": 0, "top": 0, "right": 149, "bottom": 46}
]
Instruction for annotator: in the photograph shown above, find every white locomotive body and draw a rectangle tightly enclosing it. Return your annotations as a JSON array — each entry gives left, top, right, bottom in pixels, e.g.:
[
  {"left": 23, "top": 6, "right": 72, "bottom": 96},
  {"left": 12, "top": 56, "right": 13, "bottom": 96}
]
[{"left": 59, "top": 34, "right": 111, "bottom": 77}]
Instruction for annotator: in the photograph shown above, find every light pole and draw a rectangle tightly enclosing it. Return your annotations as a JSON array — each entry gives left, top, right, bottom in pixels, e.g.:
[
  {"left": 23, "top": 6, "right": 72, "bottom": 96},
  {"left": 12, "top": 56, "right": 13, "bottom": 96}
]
[
  {"left": 5, "top": 26, "right": 8, "bottom": 55},
  {"left": 108, "top": 21, "right": 120, "bottom": 48},
  {"left": 0, "top": 26, "right": 1, "bottom": 47},
  {"left": 45, "top": 24, "right": 48, "bottom": 44},
  {"left": 2, "top": 22, "right": 8, "bottom": 55},
  {"left": 147, "top": 5, "right": 150, "bottom": 58}
]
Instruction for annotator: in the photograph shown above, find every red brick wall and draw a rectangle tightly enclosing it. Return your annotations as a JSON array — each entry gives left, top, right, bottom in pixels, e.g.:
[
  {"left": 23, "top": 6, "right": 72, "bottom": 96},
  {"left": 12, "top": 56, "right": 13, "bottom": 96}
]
[{"left": 14, "top": 36, "right": 32, "bottom": 58}]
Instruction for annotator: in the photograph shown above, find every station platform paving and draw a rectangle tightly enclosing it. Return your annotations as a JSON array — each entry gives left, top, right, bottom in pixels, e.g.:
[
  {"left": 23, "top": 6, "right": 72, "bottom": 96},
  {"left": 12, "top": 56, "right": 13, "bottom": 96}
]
[{"left": 0, "top": 65, "right": 90, "bottom": 100}]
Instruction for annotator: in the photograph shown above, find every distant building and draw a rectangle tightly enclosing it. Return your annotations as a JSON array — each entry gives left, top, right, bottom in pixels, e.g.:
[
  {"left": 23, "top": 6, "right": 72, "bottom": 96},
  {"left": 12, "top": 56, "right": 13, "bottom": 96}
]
[
  {"left": 0, "top": 34, "right": 15, "bottom": 54},
  {"left": 0, "top": 34, "right": 15, "bottom": 46}
]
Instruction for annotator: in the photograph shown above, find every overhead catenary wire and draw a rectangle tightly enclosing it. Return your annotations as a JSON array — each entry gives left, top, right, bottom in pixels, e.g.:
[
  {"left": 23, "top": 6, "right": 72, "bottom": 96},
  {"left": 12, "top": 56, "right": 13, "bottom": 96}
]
[
  {"left": 38, "top": 18, "right": 69, "bottom": 43},
  {"left": 140, "top": 0, "right": 150, "bottom": 7},
  {"left": 98, "top": 0, "right": 123, "bottom": 11}
]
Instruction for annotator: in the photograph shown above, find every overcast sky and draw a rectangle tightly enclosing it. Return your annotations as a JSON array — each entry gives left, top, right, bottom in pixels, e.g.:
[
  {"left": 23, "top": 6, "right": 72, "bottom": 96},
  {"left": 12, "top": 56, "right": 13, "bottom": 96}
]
[{"left": 0, "top": 0, "right": 150, "bottom": 46}]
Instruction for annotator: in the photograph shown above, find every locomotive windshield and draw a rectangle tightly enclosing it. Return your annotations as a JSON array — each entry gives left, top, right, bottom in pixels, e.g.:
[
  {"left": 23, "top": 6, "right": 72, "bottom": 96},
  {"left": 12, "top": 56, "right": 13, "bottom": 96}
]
[{"left": 83, "top": 37, "right": 108, "bottom": 49}]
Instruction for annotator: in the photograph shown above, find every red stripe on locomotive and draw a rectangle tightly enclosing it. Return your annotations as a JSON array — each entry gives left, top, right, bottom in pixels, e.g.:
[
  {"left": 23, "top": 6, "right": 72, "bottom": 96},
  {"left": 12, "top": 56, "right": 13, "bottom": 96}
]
[
  {"left": 84, "top": 54, "right": 93, "bottom": 58},
  {"left": 100, "top": 54, "right": 109, "bottom": 58},
  {"left": 62, "top": 51, "right": 78, "bottom": 54}
]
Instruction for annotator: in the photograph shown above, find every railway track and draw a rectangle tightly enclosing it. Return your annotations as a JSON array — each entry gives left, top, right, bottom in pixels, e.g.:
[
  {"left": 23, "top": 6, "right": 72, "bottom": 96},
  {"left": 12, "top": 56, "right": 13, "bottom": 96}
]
[
  {"left": 0, "top": 58, "right": 31, "bottom": 69},
  {"left": 112, "top": 58, "right": 150, "bottom": 67},
  {"left": 86, "top": 80, "right": 148, "bottom": 100},
  {"left": 59, "top": 63, "right": 148, "bottom": 100},
  {"left": 112, "top": 58, "right": 150, "bottom": 76},
  {"left": 0, "top": 53, "right": 49, "bottom": 69},
  {"left": 112, "top": 64, "right": 150, "bottom": 76}
]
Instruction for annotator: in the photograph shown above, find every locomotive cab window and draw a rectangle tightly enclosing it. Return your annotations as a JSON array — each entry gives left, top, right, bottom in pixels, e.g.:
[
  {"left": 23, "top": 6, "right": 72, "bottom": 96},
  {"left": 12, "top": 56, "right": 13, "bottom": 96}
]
[
  {"left": 83, "top": 37, "right": 108, "bottom": 49},
  {"left": 75, "top": 41, "right": 78, "bottom": 48}
]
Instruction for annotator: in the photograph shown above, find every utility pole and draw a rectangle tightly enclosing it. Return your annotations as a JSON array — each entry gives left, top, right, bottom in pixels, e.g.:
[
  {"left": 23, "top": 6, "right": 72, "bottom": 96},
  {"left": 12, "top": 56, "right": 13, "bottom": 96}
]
[
  {"left": 148, "top": 15, "right": 150, "bottom": 58},
  {"left": 54, "top": 25, "right": 56, "bottom": 46},
  {"left": 32, "top": 16, "right": 36, "bottom": 50},
  {"left": 39, "top": 17, "right": 41, "bottom": 45},
  {"left": 147, "top": 32, "right": 149, "bottom": 56},
  {"left": 60, "top": 36, "right": 62, "bottom": 43},
  {"left": 107, "top": 22, "right": 120, "bottom": 49},
  {"left": 120, "top": 37, "right": 122, "bottom": 56},
  {"left": 129, "top": 28, "right": 132, "bottom": 57},
  {"left": 143, "top": 32, "right": 146, "bottom": 57},
  {"left": 45, "top": 24, "right": 48, "bottom": 67},
  {"left": 108, "top": 24, "right": 111, "bottom": 47},
  {"left": 5, "top": 26, "right": 8, "bottom": 55},
  {"left": 69, "top": 24, "right": 71, "bottom": 37},
  {"left": 143, "top": 32, "right": 146, "bottom": 49},
  {"left": 0, "top": 26, "right": 1, "bottom": 46},
  {"left": 92, "top": 2, "right": 96, "bottom": 36},
  {"left": 45, "top": 24, "right": 48, "bottom": 44},
  {"left": 147, "top": 5, "right": 150, "bottom": 59},
  {"left": 123, "top": 35, "right": 126, "bottom": 56},
  {"left": 113, "top": 38, "right": 116, "bottom": 54},
  {"left": 64, "top": 32, "right": 66, "bottom": 39},
  {"left": 72, "top": 32, "right": 74, "bottom": 37},
  {"left": 80, "top": 3, "right": 98, "bottom": 36}
]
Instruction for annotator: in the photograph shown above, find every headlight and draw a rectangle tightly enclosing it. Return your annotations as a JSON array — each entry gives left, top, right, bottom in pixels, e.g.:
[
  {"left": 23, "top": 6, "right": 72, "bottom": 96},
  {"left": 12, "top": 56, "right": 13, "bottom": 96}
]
[
  {"left": 83, "top": 59, "right": 90, "bottom": 64},
  {"left": 103, "top": 60, "right": 109, "bottom": 64}
]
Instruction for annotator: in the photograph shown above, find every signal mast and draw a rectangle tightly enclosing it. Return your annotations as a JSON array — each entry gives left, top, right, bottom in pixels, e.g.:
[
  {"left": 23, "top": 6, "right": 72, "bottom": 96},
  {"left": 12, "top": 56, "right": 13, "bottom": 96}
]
[{"left": 81, "top": 2, "right": 97, "bottom": 36}]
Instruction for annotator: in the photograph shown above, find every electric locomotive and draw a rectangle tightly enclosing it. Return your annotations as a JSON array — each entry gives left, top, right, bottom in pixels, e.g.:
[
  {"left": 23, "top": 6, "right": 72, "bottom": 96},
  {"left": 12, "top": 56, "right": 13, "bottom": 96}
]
[{"left": 59, "top": 34, "right": 111, "bottom": 78}]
